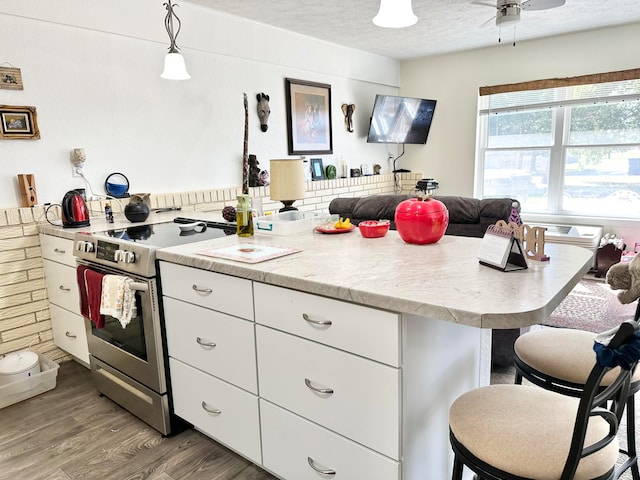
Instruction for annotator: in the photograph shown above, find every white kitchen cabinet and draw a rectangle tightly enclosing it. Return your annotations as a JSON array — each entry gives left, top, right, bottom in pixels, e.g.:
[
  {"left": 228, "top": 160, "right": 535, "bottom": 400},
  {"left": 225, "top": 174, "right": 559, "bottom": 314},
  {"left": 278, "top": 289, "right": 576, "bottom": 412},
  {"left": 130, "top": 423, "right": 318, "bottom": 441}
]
[
  {"left": 254, "top": 282, "right": 400, "bottom": 367},
  {"left": 160, "top": 260, "right": 483, "bottom": 480},
  {"left": 160, "top": 261, "right": 260, "bottom": 463},
  {"left": 261, "top": 400, "right": 400, "bottom": 480},
  {"left": 164, "top": 296, "right": 257, "bottom": 394},
  {"left": 40, "top": 234, "right": 89, "bottom": 364},
  {"left": 160, "top": 262, "right": 253, "bottom": 320},
  {"left": 169, "top": 357, "right": 261, "bottom": 464},
  {"left": 256, "top": 324, "right": 400, "bottom": 459}
]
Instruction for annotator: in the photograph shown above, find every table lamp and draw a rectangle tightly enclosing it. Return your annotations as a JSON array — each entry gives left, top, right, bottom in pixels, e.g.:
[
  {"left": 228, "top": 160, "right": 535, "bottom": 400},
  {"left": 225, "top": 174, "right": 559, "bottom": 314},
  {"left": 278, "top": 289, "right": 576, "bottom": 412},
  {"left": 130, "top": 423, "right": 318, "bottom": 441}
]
[{"left": 269, "top": 159, "right": 306, "bottom": 212}]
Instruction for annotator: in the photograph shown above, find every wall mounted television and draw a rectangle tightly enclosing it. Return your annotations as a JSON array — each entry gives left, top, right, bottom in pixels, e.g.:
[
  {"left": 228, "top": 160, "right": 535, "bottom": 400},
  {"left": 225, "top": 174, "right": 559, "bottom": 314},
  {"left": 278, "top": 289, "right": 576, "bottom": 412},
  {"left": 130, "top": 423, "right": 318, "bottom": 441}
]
[{"left": 366, "top": 94, "right": 437, "bottom": 144}]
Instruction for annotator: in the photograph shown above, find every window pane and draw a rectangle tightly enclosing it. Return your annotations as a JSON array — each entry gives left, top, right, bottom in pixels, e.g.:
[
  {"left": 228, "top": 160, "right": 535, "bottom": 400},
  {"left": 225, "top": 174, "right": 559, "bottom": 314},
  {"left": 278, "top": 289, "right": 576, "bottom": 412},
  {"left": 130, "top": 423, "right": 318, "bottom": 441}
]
[
  {"left": 487, "top": 109, "right": 554, "bottom": 148},
  {"left": 562, "top": 146, "right": 640, "bottom": 215},
  {"left": 483, "top": 150, "right": 550, "bottom": 210},
  {"left": 569, "top": 102, "right": 640, "bottom": 145}
]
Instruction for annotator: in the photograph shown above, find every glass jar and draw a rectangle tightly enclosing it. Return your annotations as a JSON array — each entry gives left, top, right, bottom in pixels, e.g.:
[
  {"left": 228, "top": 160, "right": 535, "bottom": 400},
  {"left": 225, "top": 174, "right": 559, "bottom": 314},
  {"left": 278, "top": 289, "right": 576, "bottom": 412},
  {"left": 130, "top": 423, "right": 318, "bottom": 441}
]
[{"left": 236, "top": 194, "right": 254, "bottom": 237}]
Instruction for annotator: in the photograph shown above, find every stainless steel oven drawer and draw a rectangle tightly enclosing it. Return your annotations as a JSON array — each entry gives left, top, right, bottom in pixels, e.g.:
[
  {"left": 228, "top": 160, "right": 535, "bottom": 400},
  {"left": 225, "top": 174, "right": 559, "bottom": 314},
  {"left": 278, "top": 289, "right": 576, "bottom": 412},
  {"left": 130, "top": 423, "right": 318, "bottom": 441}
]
[{"left": 90, "top": 356, "right": 171, "bottom": 436}]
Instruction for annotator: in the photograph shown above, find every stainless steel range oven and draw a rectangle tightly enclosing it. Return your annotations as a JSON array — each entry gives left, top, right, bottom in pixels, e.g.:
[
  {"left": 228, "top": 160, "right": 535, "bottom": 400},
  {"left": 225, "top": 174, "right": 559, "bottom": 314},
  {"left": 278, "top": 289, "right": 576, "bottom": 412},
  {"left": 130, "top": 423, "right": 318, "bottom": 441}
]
[{"left": 74, "top": 219, "right": 234, "bottom": 435}]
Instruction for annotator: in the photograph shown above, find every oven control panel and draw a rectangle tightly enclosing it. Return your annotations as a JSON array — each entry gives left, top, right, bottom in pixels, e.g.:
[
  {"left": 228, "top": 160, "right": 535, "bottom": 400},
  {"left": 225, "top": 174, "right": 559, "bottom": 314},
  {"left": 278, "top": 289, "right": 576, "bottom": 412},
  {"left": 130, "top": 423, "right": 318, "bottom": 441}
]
[
  {"left": 74, "top": 236, "right": 154, "bottom": 277},
  {"left": 96, "top": 240, "right": 119, "bottom": 263}
]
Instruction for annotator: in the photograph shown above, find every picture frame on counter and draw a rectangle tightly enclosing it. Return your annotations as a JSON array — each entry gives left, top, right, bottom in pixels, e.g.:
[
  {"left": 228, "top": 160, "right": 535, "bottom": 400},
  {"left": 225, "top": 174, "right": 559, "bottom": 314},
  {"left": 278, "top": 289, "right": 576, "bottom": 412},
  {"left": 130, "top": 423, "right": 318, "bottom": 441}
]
[
  {"left": 0, "top": 105, "right": 40, "bottom": 140},
  {"left": 310, "top": 158, "right": 325, "bottom": 181},
  {"left": 285, "top": 77, "right": 333, "bottom": 155},
  {"left": 0, "top": 66, "right": 23, "bottom": 90}
]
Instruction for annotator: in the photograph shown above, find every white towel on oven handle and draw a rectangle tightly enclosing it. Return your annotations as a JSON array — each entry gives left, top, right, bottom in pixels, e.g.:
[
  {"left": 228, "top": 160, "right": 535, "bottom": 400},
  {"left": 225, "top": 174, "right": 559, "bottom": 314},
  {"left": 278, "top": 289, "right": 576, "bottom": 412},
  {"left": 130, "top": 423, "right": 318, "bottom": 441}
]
[{"left": 100, "top": 275, "right": 137, "bottom": 328}]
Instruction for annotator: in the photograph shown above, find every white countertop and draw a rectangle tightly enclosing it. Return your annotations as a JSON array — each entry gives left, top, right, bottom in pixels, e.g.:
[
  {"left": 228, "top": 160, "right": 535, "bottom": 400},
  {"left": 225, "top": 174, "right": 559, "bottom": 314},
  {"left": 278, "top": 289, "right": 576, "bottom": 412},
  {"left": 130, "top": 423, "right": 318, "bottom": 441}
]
[{"left": 156, "top": 228, "right": 593, "bottom": 329}]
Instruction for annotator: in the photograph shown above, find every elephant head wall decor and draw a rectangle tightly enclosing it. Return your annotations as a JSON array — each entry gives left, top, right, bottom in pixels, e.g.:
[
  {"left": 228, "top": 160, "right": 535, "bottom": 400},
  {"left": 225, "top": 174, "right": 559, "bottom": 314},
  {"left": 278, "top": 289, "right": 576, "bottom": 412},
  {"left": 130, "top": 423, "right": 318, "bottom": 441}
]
[
  {"left": 341, "top": 103, "right": 355, "bottom": 133},
  {"left": 256, "top": 92, "right": 271, "bottom": 132}
]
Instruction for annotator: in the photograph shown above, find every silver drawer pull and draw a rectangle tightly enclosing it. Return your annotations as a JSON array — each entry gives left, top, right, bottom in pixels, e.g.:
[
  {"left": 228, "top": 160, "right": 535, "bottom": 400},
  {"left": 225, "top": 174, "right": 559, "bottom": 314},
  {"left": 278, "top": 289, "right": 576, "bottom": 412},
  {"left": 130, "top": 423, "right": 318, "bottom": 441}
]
[
  {"left": 53, "top": 248, "right": 66, "bottom": 254},
  {"left": 196, "top": 337, "right": 216, "bottom": 348},
  {"left": 307, "top": 457, "right": 336, "bottom": 476},
  {"left": 201, "top": 401, "right": 221, "bottom": 415},
  {"left": 59, "top": 285, "right": 71, "bottom": 292},
  {"left": 305, "top": 378, "right": 334, "bottom": 395},
  {"left": 65, "top": 331, "right": 77, "bottom": 339},
  {"left": 192, "top": 284, "right": 213, "bottom": 294},
  {"left": 302, "top": 313, "right": 332, "bottom": 326}
]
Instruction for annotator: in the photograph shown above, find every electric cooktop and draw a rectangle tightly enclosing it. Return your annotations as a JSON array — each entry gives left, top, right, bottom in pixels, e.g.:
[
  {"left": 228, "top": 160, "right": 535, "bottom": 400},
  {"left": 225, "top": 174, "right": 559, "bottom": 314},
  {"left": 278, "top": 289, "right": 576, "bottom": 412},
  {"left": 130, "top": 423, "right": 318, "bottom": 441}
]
[{"left": 96, "top": 217, "right": 236, "bottom": 249}]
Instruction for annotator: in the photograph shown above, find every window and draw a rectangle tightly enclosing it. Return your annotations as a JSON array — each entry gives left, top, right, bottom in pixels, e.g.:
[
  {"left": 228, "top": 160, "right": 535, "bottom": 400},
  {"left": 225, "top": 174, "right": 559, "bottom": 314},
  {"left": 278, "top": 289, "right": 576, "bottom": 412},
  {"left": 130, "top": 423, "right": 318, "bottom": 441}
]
[{"left": 476, "top": 78, "right": 640, "bottom": 219}]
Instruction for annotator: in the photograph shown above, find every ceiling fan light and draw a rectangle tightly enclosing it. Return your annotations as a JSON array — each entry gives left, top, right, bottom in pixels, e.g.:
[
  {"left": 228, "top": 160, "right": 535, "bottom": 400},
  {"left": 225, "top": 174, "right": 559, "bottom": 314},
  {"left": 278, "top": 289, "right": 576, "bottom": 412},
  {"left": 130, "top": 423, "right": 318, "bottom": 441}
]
[
  {"left": 161, "top": 52, "right": 191, "bottom": 80},
  {"left": 373, "top": 0, "right": 418, "bottom": 28}
]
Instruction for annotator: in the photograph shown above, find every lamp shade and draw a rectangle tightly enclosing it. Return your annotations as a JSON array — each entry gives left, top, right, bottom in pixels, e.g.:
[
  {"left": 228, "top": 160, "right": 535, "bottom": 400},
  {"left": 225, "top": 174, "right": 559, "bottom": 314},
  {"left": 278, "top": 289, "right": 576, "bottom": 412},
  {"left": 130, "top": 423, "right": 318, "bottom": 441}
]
[
  {"left": 373, "top": 0, "right": 418, "bottom": 28},
  {"left": 270, "top": 159, "right": 306, "bottom": 202},
  {"left": 161, "top": 53, "right": 191, "bottom": 80}
]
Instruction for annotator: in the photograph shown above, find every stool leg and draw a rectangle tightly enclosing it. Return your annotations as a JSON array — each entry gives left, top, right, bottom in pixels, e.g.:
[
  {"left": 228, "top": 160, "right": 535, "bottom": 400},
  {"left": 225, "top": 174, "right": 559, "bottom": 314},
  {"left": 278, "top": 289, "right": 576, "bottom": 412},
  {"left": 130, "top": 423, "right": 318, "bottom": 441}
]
[
  {"left": 627, "top": 394, "right": 640, "bottom": 480},
  {"left": 514, "top": 369, "right": 523, "bottom": 385},
  {"left": 452, "top": 456, "right": 464, "bottom": 480}
]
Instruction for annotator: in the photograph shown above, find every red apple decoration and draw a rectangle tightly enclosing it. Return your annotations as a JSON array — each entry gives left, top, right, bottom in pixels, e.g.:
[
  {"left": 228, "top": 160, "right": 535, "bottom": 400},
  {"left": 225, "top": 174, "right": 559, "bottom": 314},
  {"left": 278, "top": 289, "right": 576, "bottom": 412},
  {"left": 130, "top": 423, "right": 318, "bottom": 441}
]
[{"left": 394, "top": 197, "right": 449, "bottom": 244}]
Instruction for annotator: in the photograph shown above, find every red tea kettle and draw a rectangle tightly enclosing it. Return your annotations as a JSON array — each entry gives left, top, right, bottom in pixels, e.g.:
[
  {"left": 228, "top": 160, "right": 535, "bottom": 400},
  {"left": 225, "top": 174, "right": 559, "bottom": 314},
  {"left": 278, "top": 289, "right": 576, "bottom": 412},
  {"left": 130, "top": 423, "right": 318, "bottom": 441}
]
[{"left": 61, "top": 189, "right": 90, "bottom": 228}]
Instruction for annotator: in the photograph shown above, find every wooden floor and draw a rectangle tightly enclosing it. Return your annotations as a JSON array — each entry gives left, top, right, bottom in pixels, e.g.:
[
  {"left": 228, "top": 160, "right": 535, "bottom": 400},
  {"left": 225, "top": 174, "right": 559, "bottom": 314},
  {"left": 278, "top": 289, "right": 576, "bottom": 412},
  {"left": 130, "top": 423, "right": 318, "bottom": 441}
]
[{"left": 0, "top": 360, "right": 277, "bottom": 480}]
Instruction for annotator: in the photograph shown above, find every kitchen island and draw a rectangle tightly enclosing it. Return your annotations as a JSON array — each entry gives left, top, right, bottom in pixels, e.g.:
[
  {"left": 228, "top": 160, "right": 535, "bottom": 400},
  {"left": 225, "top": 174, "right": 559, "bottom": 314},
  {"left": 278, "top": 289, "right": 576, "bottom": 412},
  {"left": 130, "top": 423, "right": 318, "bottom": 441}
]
[{"left": 156, "top": 229, "right": 593, "bottom": 480}]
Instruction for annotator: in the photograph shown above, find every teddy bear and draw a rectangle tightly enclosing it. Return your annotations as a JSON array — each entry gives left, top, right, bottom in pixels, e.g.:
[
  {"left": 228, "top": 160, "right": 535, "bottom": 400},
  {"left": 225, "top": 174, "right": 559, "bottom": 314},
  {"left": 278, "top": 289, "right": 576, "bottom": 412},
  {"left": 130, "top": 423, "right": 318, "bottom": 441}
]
[{"left": 606, "top": 253, "right": 640, "bottom": 304}]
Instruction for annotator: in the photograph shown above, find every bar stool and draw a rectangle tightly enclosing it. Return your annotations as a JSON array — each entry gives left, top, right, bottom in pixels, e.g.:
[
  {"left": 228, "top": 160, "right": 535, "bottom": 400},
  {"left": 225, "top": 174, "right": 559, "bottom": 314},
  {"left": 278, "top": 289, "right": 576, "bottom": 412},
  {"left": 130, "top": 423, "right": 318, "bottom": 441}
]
[
  {"left": 450, "top": 320, "right": 639, "bottom": 480},
  {"left": 514, "top": 325, "right": 640, "bottom": 480}
]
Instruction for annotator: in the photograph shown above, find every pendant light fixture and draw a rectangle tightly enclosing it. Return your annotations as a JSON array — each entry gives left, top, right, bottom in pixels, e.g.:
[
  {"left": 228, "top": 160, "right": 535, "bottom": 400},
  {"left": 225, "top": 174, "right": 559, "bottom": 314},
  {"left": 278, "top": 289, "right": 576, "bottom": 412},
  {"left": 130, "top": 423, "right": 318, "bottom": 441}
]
[
  {"left": 160, "top": 1, "right": 191, "bottom": 80},
  {"left": 372, "top": 0, "right": 418, "bottom": 28}
]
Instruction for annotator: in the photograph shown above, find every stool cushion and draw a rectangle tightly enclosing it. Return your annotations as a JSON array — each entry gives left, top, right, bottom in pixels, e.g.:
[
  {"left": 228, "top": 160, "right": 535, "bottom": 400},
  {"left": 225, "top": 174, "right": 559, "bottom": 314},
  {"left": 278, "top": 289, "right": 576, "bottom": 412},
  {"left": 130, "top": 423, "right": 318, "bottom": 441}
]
[
  {"left": 449, "top": 384, "right": 619, "bottom": 480},
  {"left": 514, "top": 328, "right": 640, "bottom": 386}
]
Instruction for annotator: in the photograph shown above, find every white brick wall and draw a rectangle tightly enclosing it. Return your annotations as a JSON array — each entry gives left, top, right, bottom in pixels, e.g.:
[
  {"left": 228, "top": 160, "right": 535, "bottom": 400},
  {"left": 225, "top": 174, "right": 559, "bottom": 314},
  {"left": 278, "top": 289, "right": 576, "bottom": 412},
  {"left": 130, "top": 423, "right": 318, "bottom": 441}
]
[{"left": 0, "top": 173, "right": 420, "bottom": 363}]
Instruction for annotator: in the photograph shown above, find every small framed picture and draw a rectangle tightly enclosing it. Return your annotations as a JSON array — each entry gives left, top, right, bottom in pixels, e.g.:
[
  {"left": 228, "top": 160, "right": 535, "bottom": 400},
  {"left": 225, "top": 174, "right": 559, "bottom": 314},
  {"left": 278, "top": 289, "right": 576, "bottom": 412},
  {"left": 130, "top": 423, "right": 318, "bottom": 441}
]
[
  {"left": 285, "top": 78, "right": 333, "bottom": 155},
  {"left": 0, "top": 105, "right": 40, "bottom": 140},
  {"left": 0, "top": 67, "right": 23, "bottom": 90},
  {"left": 310, "top": 158, "right": 325, "bottom": 181}
]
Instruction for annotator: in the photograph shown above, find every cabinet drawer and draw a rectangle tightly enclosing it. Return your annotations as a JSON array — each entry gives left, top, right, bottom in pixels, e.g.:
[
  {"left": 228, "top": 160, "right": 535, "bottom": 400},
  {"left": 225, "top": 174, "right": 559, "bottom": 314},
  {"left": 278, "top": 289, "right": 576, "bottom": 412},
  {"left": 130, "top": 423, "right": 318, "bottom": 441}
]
[
  {"left": 164, "top": 297, "right": 257, "bottom": 393},
  {"left": 254, "top": 282, "right": 400, "bottom": 367},
  {"left": 261, "top": 400, "right": 399, "bottom": 480},
  {"left": 160, "top": 262, "right": 253, "bottom": 320},
  {"left": 169, "top": 357, "right": 261, "bottom": 463},
  {"left": 43, "top": 259, "right": 80, "bottom": 313},
  {"left": 256, "top": 325, "right": 400, "bottom": 459},
  {"left": 40, "top": 234, "right": 76, "bottom": 267},
  {"left": 50, "top": 304, "right": 89, "bottom": 363}
]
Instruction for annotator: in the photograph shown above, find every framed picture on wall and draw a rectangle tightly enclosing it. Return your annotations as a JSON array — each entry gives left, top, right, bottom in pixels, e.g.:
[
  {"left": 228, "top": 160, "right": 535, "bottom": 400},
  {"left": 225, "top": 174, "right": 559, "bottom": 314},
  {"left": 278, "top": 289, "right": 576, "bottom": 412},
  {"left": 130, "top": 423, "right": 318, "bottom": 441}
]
[
  {"left": 0, "top": 105, "right": 40, "bottom": 140},
  {"left": 0, "top": 67, "right": 23, "bottom": 90},
  {"left": 285, "top": 78, "right": 333, "bottom": 155},
  {"left": 310, "top": 158, "right": 325, "bottom": 181}
]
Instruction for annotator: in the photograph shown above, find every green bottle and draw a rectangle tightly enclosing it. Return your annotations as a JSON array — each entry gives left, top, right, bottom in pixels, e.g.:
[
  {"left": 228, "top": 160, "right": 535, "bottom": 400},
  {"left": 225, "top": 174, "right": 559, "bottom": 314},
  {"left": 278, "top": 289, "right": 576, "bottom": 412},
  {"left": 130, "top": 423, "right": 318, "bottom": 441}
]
[{"left": 236, "top": 195, "right": 254, "bottom": 237}]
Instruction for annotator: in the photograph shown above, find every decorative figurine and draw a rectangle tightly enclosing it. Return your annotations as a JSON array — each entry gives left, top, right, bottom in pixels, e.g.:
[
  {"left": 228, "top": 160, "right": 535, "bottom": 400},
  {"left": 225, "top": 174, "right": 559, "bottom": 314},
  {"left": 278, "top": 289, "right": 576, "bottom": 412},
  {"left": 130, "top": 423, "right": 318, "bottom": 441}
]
[
  {"left": 256, "top": 93, "right": 270, "bottom": 132},
  {"left": 341, "top": 103, "right": 356, "bottom": 132},
  {"left": 248, "top": 155, "right": 269, "bottom": 187}
]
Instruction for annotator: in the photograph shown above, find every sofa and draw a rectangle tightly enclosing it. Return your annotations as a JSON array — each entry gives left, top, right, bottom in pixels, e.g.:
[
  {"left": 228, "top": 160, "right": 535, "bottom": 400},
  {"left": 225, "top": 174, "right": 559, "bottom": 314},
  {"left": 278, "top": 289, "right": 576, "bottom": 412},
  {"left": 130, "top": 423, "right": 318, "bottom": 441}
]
[{"left": 329, "top": 194, "right": 520, "bottom": 238}]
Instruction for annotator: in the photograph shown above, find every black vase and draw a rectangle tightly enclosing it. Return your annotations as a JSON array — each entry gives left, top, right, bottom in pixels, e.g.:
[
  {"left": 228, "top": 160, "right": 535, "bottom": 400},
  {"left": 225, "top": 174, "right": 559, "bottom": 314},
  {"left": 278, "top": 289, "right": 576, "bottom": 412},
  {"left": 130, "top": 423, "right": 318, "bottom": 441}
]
[{"left": 124, "top": 202, "right": 150, "bottom": 223}]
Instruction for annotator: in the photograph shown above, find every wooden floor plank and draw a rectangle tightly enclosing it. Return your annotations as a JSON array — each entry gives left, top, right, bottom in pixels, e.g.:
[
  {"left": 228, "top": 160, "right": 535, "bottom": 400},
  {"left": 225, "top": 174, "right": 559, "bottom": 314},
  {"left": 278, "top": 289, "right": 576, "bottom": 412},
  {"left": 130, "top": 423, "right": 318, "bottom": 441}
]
[{"left": 0, "top": 360, "right": 276, "bottom": 480}]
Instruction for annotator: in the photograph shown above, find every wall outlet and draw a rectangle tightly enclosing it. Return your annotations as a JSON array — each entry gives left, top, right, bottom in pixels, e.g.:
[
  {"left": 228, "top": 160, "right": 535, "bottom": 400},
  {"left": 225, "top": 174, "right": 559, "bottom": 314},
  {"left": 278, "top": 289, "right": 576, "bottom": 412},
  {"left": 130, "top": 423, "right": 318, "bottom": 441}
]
[{"left": 71, "top": 166, "right": 83, "bottom": 178}]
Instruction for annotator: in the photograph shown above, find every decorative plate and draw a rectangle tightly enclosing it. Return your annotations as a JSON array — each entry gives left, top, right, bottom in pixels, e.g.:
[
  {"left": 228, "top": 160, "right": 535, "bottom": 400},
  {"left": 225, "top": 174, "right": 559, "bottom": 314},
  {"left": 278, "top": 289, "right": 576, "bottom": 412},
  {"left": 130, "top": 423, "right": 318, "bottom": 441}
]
[{"left": 315, "top": 225, "right": 356, "bottom": 234}]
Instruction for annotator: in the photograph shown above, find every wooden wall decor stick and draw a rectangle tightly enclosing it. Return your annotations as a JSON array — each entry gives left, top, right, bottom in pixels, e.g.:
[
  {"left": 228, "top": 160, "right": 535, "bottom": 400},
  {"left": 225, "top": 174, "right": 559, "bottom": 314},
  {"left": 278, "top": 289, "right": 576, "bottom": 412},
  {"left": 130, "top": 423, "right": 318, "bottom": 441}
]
[
  {"left": 17, "top": 173, "right": 37, "bottom": 206},
  {"left": 242, "top": 92, "right": 249, "bottom": 195}
]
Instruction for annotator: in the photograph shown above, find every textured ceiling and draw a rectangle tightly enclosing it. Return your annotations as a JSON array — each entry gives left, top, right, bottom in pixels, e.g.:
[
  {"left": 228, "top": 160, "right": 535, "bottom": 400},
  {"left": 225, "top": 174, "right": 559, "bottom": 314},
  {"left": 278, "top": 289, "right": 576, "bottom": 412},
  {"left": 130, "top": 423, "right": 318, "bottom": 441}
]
[{"left": 186, "top": 0, "right": 640, "bottom": 59}]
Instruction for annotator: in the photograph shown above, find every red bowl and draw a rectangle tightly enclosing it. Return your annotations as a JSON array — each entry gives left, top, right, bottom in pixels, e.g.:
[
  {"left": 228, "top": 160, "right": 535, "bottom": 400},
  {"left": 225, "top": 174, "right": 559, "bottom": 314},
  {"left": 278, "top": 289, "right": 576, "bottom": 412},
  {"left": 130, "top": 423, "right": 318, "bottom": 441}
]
[{"left": 358, "top": 220, "right": 391, "bottom": 238}]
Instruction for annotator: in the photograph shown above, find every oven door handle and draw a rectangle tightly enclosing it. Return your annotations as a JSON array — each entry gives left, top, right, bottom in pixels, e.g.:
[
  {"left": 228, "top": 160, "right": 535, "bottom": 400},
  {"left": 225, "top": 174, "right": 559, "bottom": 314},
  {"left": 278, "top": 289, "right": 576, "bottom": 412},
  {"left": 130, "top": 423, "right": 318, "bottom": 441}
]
[{"left": 130, "top": 282, "right": 149, "bottom": 292}]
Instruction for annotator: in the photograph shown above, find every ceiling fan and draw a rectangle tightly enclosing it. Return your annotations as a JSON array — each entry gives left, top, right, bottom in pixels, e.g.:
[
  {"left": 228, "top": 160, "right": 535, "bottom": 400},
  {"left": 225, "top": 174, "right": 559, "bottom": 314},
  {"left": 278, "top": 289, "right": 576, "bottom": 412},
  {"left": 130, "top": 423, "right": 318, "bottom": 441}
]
[{"left": 474, "top": 0, "right": 566, "bottom": 27}]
